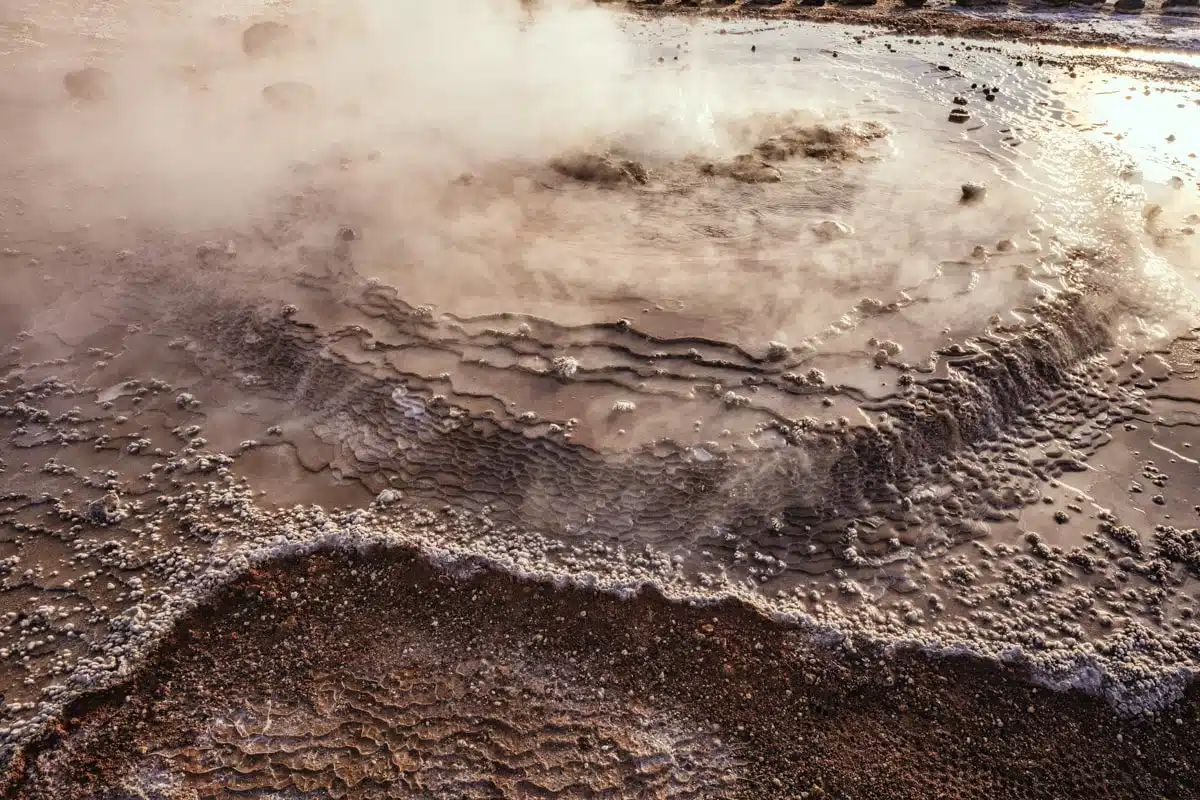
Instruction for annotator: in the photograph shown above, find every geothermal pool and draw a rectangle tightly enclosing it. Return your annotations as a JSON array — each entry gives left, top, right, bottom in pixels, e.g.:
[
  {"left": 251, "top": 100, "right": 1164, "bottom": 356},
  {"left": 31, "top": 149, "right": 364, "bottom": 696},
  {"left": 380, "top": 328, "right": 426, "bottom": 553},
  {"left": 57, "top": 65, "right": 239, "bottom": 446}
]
[{"left": 2, "top": 1, "right": 1200, "bottom": 797}]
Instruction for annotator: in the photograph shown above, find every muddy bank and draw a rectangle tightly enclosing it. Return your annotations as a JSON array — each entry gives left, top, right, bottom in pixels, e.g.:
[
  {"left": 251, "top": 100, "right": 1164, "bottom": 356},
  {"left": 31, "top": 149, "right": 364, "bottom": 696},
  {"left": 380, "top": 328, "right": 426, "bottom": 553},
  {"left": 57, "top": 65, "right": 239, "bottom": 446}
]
[
  {"left": 3, "top": 5, "right": 1200, "bottom": 794},
  {"left": 6, "top": 546, "right": 1197, "bottom": 799},
  {"left": 609, "top": 0, "right": 1200, "bottom": 50}
]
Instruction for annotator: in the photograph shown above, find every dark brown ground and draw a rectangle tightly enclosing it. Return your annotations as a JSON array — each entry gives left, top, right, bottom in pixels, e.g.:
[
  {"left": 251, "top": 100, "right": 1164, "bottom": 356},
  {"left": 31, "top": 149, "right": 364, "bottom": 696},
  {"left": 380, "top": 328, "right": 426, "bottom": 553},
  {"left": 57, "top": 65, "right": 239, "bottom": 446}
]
[
  {"left": 607, "top": 0, "right": 1200, "bottom": 49},
  {"left": 6, "top": 547, "right": 1197, "bottom": 799}
]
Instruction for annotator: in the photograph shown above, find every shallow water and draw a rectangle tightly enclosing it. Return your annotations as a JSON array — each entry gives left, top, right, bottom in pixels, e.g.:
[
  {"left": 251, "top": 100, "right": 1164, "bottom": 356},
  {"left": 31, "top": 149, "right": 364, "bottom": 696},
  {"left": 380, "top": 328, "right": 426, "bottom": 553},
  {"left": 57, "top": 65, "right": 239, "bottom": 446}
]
[{"left": 3, "top": 3, "right": 1200, "bottom": 794}]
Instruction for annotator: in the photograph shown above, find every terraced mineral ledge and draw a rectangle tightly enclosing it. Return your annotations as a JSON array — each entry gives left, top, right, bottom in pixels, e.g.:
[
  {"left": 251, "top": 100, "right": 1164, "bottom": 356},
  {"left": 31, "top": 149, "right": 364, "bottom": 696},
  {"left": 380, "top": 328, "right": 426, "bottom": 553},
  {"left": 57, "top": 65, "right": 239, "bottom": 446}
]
[{"left": 2, "top": 0, "right": 1200, "bottom": 796}]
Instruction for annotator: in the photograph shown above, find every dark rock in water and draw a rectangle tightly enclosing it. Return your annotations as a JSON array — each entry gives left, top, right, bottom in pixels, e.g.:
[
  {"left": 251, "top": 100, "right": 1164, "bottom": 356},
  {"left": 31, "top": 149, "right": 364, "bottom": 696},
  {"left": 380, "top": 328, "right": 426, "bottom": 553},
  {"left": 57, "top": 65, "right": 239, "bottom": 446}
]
[
  {"left": 1114, "top": 0, "right": 1145, "bottom": 10},
  {"left": 701, "top": 155, "right": 782, "bottom": 184},
  {"left": 551, "top": 154, "right": 649, "bottom": 186},
  {"left": 242, "top": 21, "right": 293, "bottom": 58},
  {"left": 841, "top": 0, "right": 878, "bottom": 6},
  {"left": 961, "top": 183, "right": 987, "bottom": 203},
  {"left": 753, "top": 121, "right": 888, "bottom": 163},
  {"left": 800, "top": 0, "right": 827, "bottom": 7},
  {"left": 903, "top": 0, "right": 928, "bottom": 7},
  {"left": 949, "top": 108, "right": 970, "bottom": 124},
  {"left": 1164, "top": 0, "right": 1199, "bottom": 7},
  {"left": 953, "top": 96, "right": 968, "bottom": 106},
  {"left": 957, "top": 0, "right": 1006, "bottom": 5},
  {"left": 63, "top": 67, "right": 112, "bottom": 102},
  {"left": 262, "top": 81, "right": 316, "bottom": 110}
]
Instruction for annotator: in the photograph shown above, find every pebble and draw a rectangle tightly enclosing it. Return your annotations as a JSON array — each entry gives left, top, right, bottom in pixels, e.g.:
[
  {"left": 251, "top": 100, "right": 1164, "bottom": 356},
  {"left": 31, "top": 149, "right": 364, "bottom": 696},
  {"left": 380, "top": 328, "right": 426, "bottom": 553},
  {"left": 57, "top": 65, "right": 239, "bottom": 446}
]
[
  {"left": 961, "top": 183, "right": 987, "bottom": 203},
  {"left": 814, "top": 220, "right": 854, "bottom": 241}
]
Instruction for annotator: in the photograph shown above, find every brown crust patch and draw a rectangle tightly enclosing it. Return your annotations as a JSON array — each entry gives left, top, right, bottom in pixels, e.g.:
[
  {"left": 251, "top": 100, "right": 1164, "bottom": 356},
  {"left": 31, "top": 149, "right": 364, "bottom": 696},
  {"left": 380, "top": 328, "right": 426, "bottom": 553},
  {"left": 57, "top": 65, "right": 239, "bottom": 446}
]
[{"left": 7, "top": 548, "right": 1198, "bottom": 799}]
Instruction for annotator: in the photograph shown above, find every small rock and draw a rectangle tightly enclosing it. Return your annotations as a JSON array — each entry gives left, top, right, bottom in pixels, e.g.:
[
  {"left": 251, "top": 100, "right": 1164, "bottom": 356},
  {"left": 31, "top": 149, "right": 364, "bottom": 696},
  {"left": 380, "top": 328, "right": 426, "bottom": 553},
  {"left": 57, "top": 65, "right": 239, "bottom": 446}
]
[
  {"left": 553, "top": 153, "right": 649, "bottom": 186},
  {"left": 262, "top": 81, "right": 316, "bottom": 110},
  {"left": 814, "top": 220, "right": 854, "bottom": 241},
  {"left": 551, "top": 356, "right": 580, "bottom": 380},
  {"left": 949, "top": 108, "right": 970, "bottom": 124},
  {"left": 961, "top": 183, "right": 987, "bottom": 203},
  {"left": 375, "top": 489, "right": 403, "bottom": 507},
  {"left": 1114, "top": 0, "right": 1145, "bottom": 12}
]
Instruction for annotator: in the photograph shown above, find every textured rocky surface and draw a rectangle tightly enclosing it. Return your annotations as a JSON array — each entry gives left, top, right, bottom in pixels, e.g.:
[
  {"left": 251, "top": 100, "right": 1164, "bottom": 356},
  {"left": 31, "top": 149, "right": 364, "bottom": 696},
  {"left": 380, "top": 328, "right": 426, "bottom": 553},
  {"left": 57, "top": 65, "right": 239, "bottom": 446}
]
[{"left": 2, "top": 1, "right": 1200, "bottom": 796}]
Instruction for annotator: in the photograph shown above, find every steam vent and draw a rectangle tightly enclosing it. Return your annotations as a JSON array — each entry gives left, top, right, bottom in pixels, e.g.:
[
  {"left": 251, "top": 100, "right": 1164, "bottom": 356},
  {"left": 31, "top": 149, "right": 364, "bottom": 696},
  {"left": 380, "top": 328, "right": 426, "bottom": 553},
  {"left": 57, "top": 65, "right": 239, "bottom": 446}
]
[{"left": 2, "top": 1, "right": 1200, "bottom": 797}]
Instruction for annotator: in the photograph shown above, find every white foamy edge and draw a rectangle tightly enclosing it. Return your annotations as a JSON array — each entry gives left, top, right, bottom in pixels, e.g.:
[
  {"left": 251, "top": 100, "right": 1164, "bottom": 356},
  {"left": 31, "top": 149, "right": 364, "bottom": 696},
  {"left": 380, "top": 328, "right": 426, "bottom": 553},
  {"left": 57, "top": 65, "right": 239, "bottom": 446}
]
[{"left": 5, "top": 499, "right": 1192, "bottom": 771}]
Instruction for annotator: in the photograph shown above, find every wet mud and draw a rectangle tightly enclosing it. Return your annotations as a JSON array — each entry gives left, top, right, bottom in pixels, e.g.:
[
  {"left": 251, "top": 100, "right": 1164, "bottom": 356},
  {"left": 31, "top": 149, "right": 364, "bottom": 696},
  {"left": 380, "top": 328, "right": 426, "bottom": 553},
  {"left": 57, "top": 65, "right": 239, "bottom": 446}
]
[
  {"left": 9, "top": 549, "right": 1199, "bottom": 799},
  {"left": 611, "top": 0, "right": 1200, "bottom": 50},
  {"left": 2, "top": 1, "right": 1200, "bottom": 797}
]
